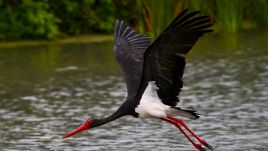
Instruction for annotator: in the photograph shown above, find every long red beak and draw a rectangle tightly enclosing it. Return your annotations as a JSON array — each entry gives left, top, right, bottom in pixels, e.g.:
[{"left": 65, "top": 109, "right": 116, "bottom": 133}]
[{"left": 63, "top": 120, "right": 91, "bottom": 139}]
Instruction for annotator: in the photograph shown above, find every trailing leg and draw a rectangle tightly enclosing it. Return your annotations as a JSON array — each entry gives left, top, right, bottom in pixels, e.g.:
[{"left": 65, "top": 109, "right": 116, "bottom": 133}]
[
  {"left": 161, "top": 117, "right": 206, "bottom": 151},
  {"left": 167, "top": 116, "right": 213, "bottom": 150}
]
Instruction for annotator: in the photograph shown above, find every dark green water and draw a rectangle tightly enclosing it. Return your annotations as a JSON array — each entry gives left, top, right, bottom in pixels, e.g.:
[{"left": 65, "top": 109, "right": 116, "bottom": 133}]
[{"left": 0, "top": 31, "right": 268, "bottom": 151}]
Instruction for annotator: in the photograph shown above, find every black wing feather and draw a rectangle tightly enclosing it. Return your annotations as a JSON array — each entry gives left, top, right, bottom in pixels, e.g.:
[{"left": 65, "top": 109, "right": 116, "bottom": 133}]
[
  {"left": 114, "top": 20, "right": 151, "bottom": 100},
  {"left": 140, "top": 10, "right": 213, "bottom": 106}
]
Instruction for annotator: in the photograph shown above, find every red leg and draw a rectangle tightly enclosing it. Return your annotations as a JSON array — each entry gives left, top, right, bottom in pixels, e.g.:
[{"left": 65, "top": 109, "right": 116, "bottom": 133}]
[
  {"left": 167, "top": 116, "right": 213, "bottom": 151},
  {"left": 161, "top": 117, "right": 206, "bottom": 151}
]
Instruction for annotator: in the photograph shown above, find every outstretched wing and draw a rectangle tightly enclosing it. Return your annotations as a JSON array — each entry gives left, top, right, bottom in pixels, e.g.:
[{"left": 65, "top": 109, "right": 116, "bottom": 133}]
[
  {"left": 141, "top": 9, "right": 213, "bottom": 106},
  {"left": 114, "top": 20, "right": 151, "bottom": 100}
]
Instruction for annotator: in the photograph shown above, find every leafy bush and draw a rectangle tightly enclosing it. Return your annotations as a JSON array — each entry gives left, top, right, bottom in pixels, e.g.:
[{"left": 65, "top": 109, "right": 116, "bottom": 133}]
[
  {"left": 0, "top": 0, "right": 59, "bottom": 40},
  {"left": 0, "top": 0, "right": 268, "bottom": 40}
]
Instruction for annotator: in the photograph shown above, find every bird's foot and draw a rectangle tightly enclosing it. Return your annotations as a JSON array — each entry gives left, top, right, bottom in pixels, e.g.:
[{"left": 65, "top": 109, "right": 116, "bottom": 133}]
[
  {"left": 194, "top": 143, "right": 207, "bottom": 151},
  {"left": 166, "top": 116, "right": 214, "bottom": 150},
  {"left": 193, "top": 136, "right": 213, "bottom": 150},
  {"left": 201, "top": 140, "right": 213, "bottom": 151}
]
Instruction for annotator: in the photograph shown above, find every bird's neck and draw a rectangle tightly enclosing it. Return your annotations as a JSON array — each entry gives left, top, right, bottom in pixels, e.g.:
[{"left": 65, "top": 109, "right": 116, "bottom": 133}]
[{"left": 91, "top": 112, "right": 123, "bottom": 128}]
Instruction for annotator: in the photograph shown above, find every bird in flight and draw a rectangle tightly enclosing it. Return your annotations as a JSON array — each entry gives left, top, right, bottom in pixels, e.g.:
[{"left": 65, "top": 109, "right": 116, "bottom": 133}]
[{"left": 64, "top": 9, "right": 213, "bottom": 151}]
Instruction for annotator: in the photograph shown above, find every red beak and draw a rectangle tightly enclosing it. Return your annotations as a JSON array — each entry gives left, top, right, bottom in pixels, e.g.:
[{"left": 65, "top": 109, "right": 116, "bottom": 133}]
[{"left": 63, "top": 120, "right": 92, "bottom": 139}]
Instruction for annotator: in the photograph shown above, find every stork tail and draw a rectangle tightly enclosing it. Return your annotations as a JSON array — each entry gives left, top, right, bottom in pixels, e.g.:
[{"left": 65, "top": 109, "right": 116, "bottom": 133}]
[{"left": 168, "top": 106, "right": 200, "bottom": 120}]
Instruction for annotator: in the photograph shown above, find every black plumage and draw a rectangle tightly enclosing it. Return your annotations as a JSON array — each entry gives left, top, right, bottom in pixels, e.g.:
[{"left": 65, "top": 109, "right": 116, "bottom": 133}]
[
  {"left": 64, "top": 9, "right": 214, "bottom": 151},
  {"left": 133, "top": 9, "right": 213, "bottom": 107},
  {"left": 114, "top": 20, "right": 151, "bottom": 100}
]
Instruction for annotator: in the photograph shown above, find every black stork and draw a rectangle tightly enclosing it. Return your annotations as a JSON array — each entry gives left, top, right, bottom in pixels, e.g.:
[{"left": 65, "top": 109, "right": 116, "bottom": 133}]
[{"left": 64, "top": 9, "right": 213, "bottom": 151}]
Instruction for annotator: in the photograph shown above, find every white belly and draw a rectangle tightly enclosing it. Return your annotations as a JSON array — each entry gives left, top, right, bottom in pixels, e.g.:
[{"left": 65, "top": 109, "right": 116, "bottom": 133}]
[{"left": 135, "top": 81, "right": 170, "bottom": 118}]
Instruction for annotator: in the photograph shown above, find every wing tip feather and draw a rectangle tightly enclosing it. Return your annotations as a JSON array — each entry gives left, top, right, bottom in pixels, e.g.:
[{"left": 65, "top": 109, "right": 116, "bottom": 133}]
[
  {"left": 114, "top": 19, "right": 151, "bottom": 51},
  {"left": 168, "top": 9, "right": 213, "bottom": 33}
]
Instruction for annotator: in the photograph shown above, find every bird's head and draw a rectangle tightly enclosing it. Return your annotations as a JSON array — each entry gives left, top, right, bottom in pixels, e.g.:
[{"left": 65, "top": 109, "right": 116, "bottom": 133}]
[{"left": 63, "top": 119, "right": 96, "bottom": 139}]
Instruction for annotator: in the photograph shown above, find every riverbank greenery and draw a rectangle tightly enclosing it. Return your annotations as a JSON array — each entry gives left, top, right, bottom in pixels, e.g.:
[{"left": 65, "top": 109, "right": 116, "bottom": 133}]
[{"left": 0, "top": 0, "right": 267, "bottom": 40}]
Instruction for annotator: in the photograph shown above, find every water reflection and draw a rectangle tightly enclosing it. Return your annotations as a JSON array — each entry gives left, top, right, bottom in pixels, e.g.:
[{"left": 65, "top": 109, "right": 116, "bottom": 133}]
[{"left": 0, "top": 31, "right": 268, "bottom": 150}]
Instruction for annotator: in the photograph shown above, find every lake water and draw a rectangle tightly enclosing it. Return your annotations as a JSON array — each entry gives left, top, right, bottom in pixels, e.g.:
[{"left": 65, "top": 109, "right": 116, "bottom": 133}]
[{"left": 0, "top": 31, "right": 268, "bottom": 151}]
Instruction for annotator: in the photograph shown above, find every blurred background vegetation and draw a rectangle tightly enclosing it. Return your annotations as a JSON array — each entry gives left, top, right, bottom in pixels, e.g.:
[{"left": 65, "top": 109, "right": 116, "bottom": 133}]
[{"left": 0, "top": 0, "right": 268, "bottom": 40}]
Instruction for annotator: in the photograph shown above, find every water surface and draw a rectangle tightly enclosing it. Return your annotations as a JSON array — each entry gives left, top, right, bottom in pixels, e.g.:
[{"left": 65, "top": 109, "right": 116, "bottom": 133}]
[{"left": 0, "top": 31, "right": 268, "bottom": 151}]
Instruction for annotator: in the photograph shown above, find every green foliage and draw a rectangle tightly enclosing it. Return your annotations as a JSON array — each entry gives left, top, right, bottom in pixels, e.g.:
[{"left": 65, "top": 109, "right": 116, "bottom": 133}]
[
  {"left": 49, "top": 0, "right": 116, "bottom": 35},
  {"left": 214, "top": 0, "right": 243, "bottom": 33},
  {"left": 249, "top": 0, "right": 268, "bottom": 27},
  {"left": 0, "top": 0, "right": 116, "bottom": 40},
  {"left": 0, "top": 0, "right": 268, "bottom": 40},
  {"left": 0, "top": 0, "right": 59, "bottom": 40},
  {"left": 133, "top": 0, "right": 268, "bottom": 37},
  {"left": 145, "top": 0, "right": 174, "bottom": 38}
]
